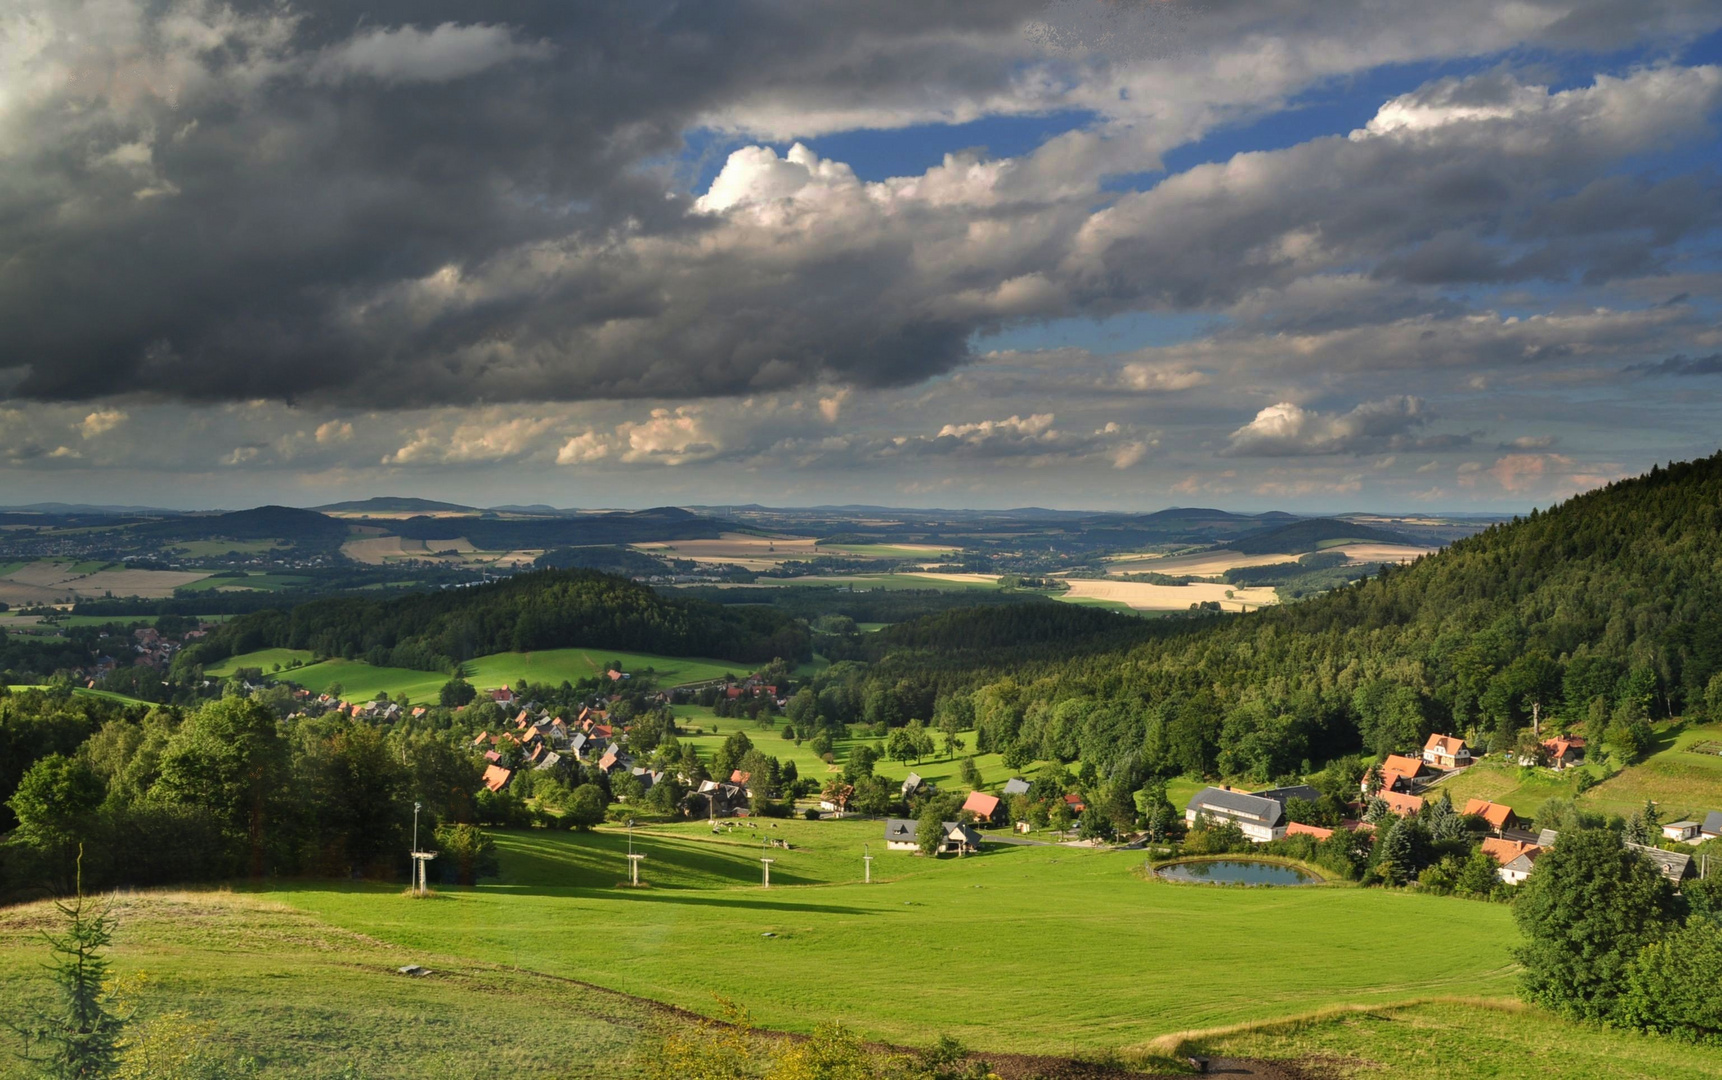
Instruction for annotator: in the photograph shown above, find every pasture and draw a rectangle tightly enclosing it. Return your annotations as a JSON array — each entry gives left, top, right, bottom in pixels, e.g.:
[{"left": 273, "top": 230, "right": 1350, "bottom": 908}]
[
  {"left": 274, "top": 820, "right": 1523, "bottom": 1053},
  {"left": 4, "top": 823, "right": 1720, "bottom": 1078},
  {"left": 206, "top": 647, "right": 744, "bottom": 702}
]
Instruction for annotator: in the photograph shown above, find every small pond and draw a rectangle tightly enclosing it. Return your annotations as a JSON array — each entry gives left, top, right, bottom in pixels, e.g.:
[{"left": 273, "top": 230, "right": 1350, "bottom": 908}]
[{"left": 1154, "top": 859, "right": 1318, "bottom": 886}]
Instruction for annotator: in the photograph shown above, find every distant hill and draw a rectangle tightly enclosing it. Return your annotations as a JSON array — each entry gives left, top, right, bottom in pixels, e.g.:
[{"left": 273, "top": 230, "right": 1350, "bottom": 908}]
[
  {"left": 136, "top": 506, "right": 350, "bottom": 547},
  {"left": 314, "top": 497, "right": 476, "bottom": 514},
  {"left": 389, "top": 506, "right": 721, "bottom": 549},
  {"left": 1227, "top": 517, "right": 1418, "bottom": 555}
]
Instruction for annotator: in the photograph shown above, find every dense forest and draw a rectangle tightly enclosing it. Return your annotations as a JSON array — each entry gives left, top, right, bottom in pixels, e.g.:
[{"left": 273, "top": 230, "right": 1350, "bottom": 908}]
[
  {"left": 821, "top": 453, "right": 1722, "bottom": 788},
  {"left": 181, "top": 569, "right": 811, "bottom": 674}
]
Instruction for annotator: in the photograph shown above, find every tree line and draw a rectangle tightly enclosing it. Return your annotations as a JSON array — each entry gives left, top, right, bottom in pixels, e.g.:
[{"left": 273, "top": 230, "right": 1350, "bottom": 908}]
[{"left": 177, "top": 569, "right": 812, "bottom": 676}]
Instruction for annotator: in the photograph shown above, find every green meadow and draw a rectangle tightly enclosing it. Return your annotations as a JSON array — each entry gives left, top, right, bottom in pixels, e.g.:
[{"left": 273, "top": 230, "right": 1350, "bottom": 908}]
[
  {"left": 206, "top": 647, "right": 744, "bottom": 702},
  {"left": 176, "top": 572, "right": 314, "bottom": 593},
  {"left": 271, "top": 819, "right": 1522, "bottom": 1053},
  {"left": 5, "top": 821, "right": 1721, "bottom": 1078}
]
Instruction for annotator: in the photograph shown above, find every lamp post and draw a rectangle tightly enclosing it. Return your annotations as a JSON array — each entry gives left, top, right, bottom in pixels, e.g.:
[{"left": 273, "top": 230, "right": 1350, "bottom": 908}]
[{"left": 863, "top": 842, "right": 872, "bottom": 884}]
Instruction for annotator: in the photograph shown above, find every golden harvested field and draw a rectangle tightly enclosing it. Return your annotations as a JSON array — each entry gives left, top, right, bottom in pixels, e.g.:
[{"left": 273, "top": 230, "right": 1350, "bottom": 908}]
[
  {"left": 1104, "top": 541, "right": 1432, "bottom": 577},
  {"left": 0, "top": 561, "right": 209, "bottom": 605},
  {"left": 1060, "top": 577, "right": 1279, "bottom": 612},
  {"left": 898, "top": 572, "right": 1278, "bottom": 612},
  {"left": 634, "top": 532, "right": 824, "bottom": 569},
  {"left": 1105, "top": 550, "right": 1300, "bottom": 576},
  {"left": 342, "top": 536, "right": 535, "bottom": 569}
]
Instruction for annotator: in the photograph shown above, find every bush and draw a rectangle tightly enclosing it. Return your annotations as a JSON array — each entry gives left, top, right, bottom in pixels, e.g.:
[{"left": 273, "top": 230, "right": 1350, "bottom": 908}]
[
  {"left": 803, "top": 807, "right": 821, "bottom": 821},
  {"left": 566, "top": 784, "right": 607, "bottom": 830},
  {"left": 433, "top": 823, "right": 498, "bottom": 884}
]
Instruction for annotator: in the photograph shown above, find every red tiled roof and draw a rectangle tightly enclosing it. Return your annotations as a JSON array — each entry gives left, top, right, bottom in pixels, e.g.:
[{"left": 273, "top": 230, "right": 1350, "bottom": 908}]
[
  {"left": 1382, "top": 754, "right": 1423, "bottom": 778},
  {"left": 1481, "top": 837, "right": 1540, "bottom": 866},
  {"left": 1424, "top": 733, "right": 1467, "bottom": 757},
  {"left": 1285, "top": 821, "right": 1334, "bottom": 839},
  {"left": 1062, "top": 793, "right": 1087, "bottom": 813},
  {"left": 1464, "top": 798, "right": 1515, "bottom": 829},
  {"left": 1542, "top": 736, "right": 1585, "bottom": 758},
  {"left": 1377, "top": 790, "right": 1424, "bottom": 816},
  {"left": 472, "top": 730, "right": 491, "bottom": 747},
  {"left": 730, "top": 769, "right": 751, "bottom": 785},
  {"left": 963, "top": 791, "right": 1002, "bottom": 818},
  {"left": 482, "top": 764, "right": 513, "bottom": 792}
]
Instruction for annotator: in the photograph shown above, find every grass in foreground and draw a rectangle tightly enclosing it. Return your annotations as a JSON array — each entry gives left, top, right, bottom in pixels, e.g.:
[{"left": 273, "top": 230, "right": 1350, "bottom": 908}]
[
  {"left": 1178, "top": 998, "right": 1722, "bottom": 1079},
  {"left": 0, "top": 890, "right": 655, "bottom": 1080}
]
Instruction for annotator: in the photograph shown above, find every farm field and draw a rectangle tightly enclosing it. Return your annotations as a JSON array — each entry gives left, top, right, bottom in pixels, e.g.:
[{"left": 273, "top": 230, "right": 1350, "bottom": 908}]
[
  {"left": 819, "top": 542, "right": 963, "bottom": 559},
  {"left": 634, "top": 532, "right": 820, "bottom": 569},
  {"left": 1101, "top": 541, "right": 1432, "bottom": 578},
  {"left": 271, "top": 820, "right": 1524, "bottom": 1054},
  {"left": 1583, "top": 721, "right": 1722, "bottom": 819},
  {"left": 176, "top": 572, "right": 314, "bottom": 593},
  {"left": 207, "top": 647, "right": 744, "bottom": 702},
  {"left": 1056, "top": 577, "right": 1278, "bottom": 613},
  {"left": 0, "top": 560, "right": 211, "bottom": 606}
]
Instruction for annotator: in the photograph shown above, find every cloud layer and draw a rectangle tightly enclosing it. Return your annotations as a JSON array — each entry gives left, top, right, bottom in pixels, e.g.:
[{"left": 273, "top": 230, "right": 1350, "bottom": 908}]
[{"left": 0, "top": 0, "right": 1719, "bottom": 508}]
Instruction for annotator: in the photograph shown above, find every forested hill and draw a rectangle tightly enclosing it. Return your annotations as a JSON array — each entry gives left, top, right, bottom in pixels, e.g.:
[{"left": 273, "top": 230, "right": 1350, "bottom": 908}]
[
  {"left": 892, "top": 452, "right": 1722, "bottom": 785},
  {"left": 180, "top": 569, "right": 810, "bottom": 674}
]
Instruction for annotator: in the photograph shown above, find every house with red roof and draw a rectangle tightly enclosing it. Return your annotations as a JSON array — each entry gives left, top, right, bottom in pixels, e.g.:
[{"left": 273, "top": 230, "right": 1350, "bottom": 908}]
[
  {"left": 482, "top": 764, "right": 513, "bottom": 793},
  {"left": 1422, "top": 733, "right": 1471, "bottom": 769},
  {"left": 1541, "top": 735, "right": 1586, "bottom": 770},
  {"left": 962, "top": 790, "right": 1004, "bottom": 825},
  {"left": 1464, "top": 798, "right": 1518, "bottom": 834},
  {"left": 1376, "top": 790, "right": 1424, "bottom": 817},
  {"left": 1285, "top": 821, "right": 1334, "bottom": 840},
  {"left": 1481, "top": 837, "right": 1541, "bottom": 884}
]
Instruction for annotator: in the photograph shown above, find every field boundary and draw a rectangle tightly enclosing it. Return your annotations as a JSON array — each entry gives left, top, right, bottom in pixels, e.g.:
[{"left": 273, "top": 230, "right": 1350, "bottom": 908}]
[{"left": 1134, "top": 995, "right": 1530, "bottom": 1060}]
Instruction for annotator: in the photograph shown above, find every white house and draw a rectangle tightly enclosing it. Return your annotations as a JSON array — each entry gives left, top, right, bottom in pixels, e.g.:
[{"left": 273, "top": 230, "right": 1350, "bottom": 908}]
[
  {"left": 1183, "top": 785, "right": 1318, "bottom": 843},
  {"left": 1662, "top": 820, "right": 1701, "bottom": 843}
]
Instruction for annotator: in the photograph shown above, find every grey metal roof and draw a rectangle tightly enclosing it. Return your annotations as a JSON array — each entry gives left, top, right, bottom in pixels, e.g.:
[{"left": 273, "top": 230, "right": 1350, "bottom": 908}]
[
  {"left": 884, "top": 818, "right": 919, "bottom": 841},
  {"left": 1704, "top": 811, "right": 1722, "bottom": 836},
  {"left": 901, "top": 772, "right": 924, "bottom": 796},
  {"left": 1538, "top": 828, "right": 1560, "bottom": 847},
  {"left": 1253, "top": 785, "right": 1322, "bottom": 806},
  {"left": 1002, "top": 778, "right": 1032, "bottom": 796},
  {"left": 1628, "top": 842, "right": 1692, "bottom": 883},
  {"left": 1186, "top": 787, "right": 1283, "bottom": 827}
]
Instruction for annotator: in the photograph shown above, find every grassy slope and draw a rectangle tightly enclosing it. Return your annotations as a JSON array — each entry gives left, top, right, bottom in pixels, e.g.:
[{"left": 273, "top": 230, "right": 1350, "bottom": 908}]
[
  {"left": 205, "top": 648, "right": 745, "bottom": 702},
  {"left": 0, "top": 891, "right": 652, "bottom": 1080},
  {"left": 5, "top": 827, "right": 1718, "bottom": 1077},
  {"left": 671, "top": 715, "right": 1041, "bottom": 794},
  {"left": 1188, "top": 999, "right": 1722, "bottom": 1079},
  {"left": 1431, "top": 721, "right": 1722, "bottom": 824},
  {"left": 276, "top": 820, "right": 1521, "bottom": 1053}
]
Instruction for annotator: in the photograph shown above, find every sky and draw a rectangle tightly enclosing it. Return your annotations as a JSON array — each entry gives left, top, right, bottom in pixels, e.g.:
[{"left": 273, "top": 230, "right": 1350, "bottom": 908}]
[{"left": 2, "top": 0, "right": 1721, "bottom": 513}]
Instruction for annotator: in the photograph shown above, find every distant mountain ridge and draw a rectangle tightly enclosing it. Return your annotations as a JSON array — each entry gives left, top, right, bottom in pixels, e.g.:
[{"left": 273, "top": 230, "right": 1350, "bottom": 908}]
[
  {"left": 1228, "top": 518, "right": 1419, "bottom": 555},
  {"left": 314, "top": 497, "right": 477, "bottom": 513}
]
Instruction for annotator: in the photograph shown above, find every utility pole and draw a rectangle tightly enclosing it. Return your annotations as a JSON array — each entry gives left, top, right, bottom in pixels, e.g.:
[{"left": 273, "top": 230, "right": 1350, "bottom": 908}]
[{"left": 626, "top": 818, "right": 645, "bottom": 886}]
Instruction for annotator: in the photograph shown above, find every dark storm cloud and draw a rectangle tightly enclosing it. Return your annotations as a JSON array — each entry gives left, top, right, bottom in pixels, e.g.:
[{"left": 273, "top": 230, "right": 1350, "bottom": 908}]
[
  {"left": 1628, "top": 352, "right": 1722, "bottom": 377},
  {"left": 1, "top": 0, "right": 1719, "bottom": 407}
]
